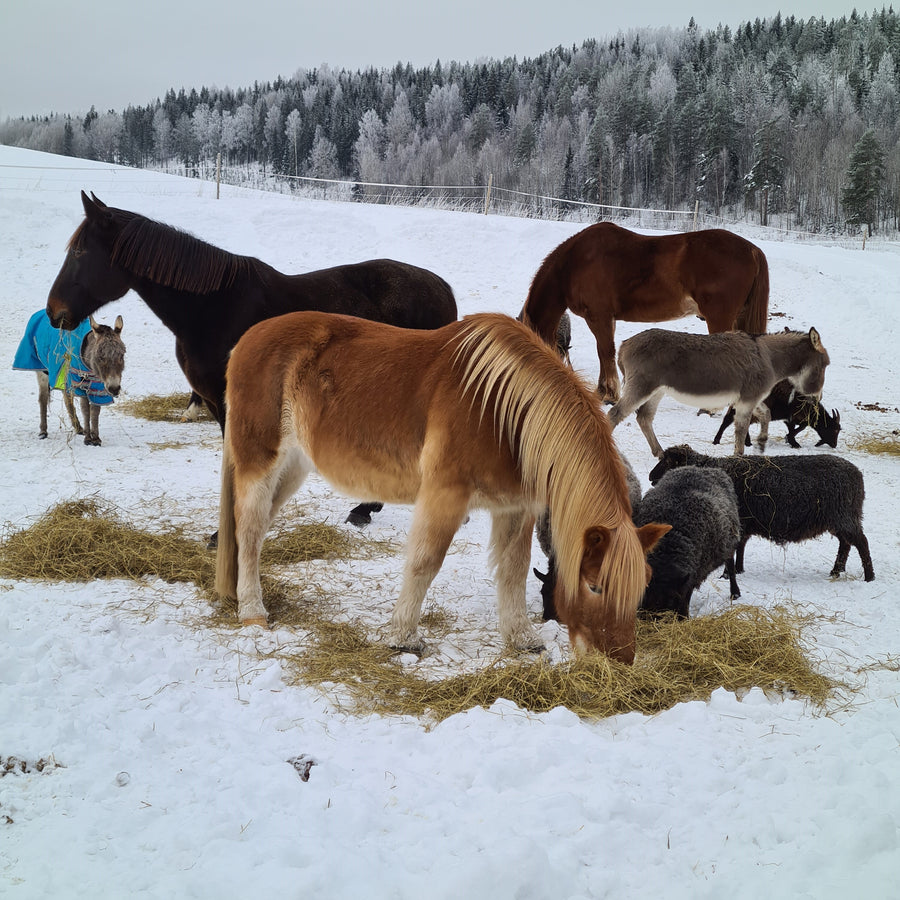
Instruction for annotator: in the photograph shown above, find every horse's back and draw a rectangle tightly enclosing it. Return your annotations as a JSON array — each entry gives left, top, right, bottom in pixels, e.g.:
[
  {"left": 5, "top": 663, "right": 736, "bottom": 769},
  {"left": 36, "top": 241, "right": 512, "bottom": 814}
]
[
  {"left": 288, "top": 259, "right": 457, "bottom": 329},
  {"left": 226, "top": 311, "right": 454, "bottom": 493}
]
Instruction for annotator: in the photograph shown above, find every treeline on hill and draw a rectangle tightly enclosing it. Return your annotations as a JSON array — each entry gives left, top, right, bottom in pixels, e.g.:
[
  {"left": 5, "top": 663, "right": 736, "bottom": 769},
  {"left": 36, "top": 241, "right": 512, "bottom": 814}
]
[{"left": 3, "top": 11, "right": 899, "bottom": 233}]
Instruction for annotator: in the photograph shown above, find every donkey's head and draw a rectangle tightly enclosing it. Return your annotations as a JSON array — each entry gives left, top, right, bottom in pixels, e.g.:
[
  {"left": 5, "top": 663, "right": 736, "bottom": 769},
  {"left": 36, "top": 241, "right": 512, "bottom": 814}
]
[
  {"left": 83, "top": 314, "right": 126, "bottom": 397},
  {"left": 791, "top": 327, "right": 830, "bottom": 400}
]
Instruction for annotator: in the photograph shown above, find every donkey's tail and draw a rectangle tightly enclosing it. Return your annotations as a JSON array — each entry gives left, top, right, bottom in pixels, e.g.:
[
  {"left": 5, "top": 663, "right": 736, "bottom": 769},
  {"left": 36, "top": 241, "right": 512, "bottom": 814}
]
[
  {"left": 736, "top": 247, "right": 770, "bottom": 334},
  {"left": 215, "top": 423, "right": 239, "bottom": 600}
]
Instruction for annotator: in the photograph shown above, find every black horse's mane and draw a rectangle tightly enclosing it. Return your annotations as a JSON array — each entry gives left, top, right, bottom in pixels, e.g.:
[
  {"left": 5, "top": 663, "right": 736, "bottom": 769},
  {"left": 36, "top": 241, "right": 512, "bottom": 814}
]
[{"left": 71, "top": 208, "right": 257, "bottom": 294}]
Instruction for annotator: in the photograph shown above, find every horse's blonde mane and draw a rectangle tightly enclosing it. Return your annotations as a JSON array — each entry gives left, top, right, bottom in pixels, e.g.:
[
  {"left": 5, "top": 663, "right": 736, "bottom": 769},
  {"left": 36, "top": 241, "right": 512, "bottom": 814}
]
[{"left": 452, "top": 314, "right": 645, "bottom": 621}]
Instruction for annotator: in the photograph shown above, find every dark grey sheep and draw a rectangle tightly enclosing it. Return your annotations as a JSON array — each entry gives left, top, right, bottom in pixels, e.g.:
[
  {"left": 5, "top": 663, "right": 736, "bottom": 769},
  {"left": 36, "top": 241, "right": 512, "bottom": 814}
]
[
  {"left": 648, "top": 444, "right": 875, "bottom": 581},
  {"left": 635, "top": 466, "right": 741, "bottom": 617},
  {"left": 536, "top": 447, "right": 642, "bottom": 621}
]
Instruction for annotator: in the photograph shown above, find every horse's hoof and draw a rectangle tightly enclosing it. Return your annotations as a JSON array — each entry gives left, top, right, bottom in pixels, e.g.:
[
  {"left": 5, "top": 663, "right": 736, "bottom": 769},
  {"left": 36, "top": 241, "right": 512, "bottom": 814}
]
[
  {"left": 39, "top": 432, "right": 48, "bottom": 440},
  {"left": 241, "top": 616, "right": 270, "bottom": 629},
  {"left": 206, "top": 531, "right": 219, "bottom": 550},
  {"left": 345, "top": 511, "right": 372, "bottom": 527}
]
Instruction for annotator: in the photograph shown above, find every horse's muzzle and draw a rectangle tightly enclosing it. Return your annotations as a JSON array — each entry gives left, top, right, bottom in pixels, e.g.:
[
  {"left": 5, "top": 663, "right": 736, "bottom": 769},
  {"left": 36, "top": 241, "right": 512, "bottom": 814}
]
[{"left": 46, "top": 302, "right": 71, "bottom": 330}]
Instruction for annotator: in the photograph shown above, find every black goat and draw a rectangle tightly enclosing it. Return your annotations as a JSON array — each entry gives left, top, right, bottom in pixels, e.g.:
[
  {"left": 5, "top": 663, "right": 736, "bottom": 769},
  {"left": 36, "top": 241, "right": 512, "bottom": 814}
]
[
  {"left": 635, "top": 466, "right": 741, "bottom": 617},
  {"left": 649, "top": 445, "right": 875, "bottom": 582},
  {"left": 712, "top": 379, "right": 841, "bottom": 450},
  {"left": 536, "top": 449, "right": 642, "bottom": 621}
]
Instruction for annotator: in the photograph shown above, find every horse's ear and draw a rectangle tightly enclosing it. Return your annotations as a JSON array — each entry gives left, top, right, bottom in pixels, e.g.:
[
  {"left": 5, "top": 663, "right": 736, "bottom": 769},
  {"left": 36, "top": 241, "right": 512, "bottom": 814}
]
[
  {"left": 114, "top": 315, "right": 123, "bottom": 333},
  {"left": 583, "top": 525, "right": 611, "bottom": 554},
  {"left": 809, "top": 327, "right": 823, "bottom": 351},
  {"left": 81, "top": 191, "right": 112, "bottom": 224},
  {"left": 90, "top": 192, "right": 108, "bottom": 209},
  {"left": 636, "top": 522, "right": 671, "bottom": 555}
]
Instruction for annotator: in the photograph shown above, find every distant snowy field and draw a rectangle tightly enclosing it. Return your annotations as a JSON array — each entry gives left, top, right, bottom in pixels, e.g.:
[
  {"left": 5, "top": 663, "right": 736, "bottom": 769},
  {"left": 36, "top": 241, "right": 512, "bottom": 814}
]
[{"left": 1, "top": 146, "right": 899, "bottom": 899}]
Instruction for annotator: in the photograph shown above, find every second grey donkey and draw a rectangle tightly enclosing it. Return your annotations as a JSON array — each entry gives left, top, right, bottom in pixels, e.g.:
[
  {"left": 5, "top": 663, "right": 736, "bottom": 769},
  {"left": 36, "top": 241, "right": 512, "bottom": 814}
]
[{"left": 608, "top": 327, "right": 830, "bottom": 457}]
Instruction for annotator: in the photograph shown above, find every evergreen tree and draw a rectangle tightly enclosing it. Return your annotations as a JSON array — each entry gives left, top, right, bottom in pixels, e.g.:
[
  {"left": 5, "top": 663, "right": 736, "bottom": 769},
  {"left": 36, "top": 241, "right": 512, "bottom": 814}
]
[
  {"left": 841, "top": 128, "right": 886, "bottom": 231},
  {"left": 744, "top": 118, "right": 786, "bottom": 224}
]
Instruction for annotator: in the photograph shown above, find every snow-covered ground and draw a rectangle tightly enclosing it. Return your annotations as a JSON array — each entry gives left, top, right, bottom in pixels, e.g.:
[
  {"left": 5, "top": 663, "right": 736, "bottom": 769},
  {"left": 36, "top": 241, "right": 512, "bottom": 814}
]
[{"left": 1, "top": 146, "right": 898, "bottom": 899}]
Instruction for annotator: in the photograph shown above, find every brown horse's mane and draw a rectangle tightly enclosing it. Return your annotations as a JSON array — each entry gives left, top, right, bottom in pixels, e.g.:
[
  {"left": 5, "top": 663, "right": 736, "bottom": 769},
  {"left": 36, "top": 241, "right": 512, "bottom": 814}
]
[
  {"left": 69, "top": 208, "right": 257, "bottom": 294},
  {"left": 452, "top": 314, "right": 645, "bottom": 622}
]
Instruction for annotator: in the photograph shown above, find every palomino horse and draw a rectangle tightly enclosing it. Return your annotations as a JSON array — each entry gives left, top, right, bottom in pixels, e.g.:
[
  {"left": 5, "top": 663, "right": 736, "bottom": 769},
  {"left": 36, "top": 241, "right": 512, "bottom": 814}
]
[
  {"left": 13, "top": 309, "right": 125, "bottom": 445},
  {"left": 608, "top": 327, "right": 830, "bottom": 457},
  {"left": 215, "top": 312, "right": 669, "bottom": 663},
  {"left": 519, "top": 223, "right": 770, "bottom": 402},
  {"left": 46, "top": 191, "right": 457, "bottom": 526}
]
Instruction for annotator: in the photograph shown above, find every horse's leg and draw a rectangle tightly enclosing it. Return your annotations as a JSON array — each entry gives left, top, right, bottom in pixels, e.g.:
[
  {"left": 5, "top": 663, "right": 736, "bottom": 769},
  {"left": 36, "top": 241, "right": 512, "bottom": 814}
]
[
  {"left": 63, "top": 391, "right": 83, "bottom": 436},
  {"left": 633, "top": 391, "right": 666, "bottom": 458},
  {"left": 37, "top": 372, "right": 49, "bottom": 439},
  {"left": 388, "top": 487, "right": 469, "bottom": 652},
  {"left": 346, "top": 502, "right": 384, "bottom": 527},
  {"left": 490, "top": 510, "right": 544, "bottom": 651},
  {"left": 233, "top": 451, "right": 310, "bottom": 625},
  {"left": 582, "top": 312, "right": 619, "bottom": 402}
]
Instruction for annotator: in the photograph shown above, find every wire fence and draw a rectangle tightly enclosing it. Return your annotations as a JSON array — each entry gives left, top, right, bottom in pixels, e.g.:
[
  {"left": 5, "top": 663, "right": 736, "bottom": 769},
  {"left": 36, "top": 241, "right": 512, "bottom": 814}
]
[{"left": 2, "top": 156, "right": 897, "bottom": 249}]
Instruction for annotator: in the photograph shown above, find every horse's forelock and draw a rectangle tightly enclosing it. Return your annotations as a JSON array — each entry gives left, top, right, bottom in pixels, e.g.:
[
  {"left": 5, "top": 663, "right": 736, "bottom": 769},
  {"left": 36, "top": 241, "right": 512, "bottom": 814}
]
[{"left": 67, "top": 220, "right": 87, "bottom": 253}]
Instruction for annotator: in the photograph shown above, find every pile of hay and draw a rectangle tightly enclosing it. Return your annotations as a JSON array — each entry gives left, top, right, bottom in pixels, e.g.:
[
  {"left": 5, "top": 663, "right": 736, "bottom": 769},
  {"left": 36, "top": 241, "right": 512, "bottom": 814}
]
[
  {"left": 0, "top": 498, "right": 217, "bottom": 589},
  {"left": 280, "top": 605, "right": 839, "bottom": 722},
  {"left": 849, "top": 431, "right": 900, "bottom": 457},
  {"left": 2, "top": 499, "right": 841, "bottom": 722},
  {"left": 118, "top": 392, "right": 208, "bottom": 422},
  {"left": 0, "top": 498, "right": 392, "bottom": 599}
]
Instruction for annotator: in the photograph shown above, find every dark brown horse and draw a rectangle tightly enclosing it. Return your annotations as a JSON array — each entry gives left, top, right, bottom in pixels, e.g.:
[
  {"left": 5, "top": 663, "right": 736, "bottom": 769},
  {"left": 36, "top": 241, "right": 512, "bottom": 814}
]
[
  {"left": 46, "top": 191, "right": 458, "bottom": 526},
  {"left": 519, "top": 222, "right": 770, "bottom": 402}
]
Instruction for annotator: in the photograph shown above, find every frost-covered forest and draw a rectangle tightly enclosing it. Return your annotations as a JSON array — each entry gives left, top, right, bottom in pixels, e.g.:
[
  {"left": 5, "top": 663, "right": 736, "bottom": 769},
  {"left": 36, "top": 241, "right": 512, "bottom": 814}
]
[{"left": 3, "top": 11, "right": 899, "bottom": 232}]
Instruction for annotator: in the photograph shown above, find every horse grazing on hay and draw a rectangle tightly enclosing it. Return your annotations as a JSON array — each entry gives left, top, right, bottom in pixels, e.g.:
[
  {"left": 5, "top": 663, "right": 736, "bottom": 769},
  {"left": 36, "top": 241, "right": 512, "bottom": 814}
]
[
  {"left": 46, "top": 191, "right": 457, "bottom": 525},
  {"left": 215, "top": 311, "right": 669, "bottom": 663},
  {"left": 608, "top": 327, "right": 830, "bottom": 458},
  {"left": 519, "top": 222, "right": 769, "bottom": 402},
  {"left": 13, "top": 309, "right": 125, "bottom": 445}
]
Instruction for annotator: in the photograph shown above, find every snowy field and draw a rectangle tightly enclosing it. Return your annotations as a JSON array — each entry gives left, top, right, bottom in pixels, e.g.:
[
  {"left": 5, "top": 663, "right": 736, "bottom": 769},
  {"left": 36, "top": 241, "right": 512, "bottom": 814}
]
[{"left": 1, "top": 146, "right": 898, "bottom": 899}]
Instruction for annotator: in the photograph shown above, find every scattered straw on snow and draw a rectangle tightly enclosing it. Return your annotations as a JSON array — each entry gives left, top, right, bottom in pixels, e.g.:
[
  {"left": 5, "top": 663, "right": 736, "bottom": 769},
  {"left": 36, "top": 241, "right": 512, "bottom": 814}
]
[{"left": 1, "top": 498, "right": 851, "bottom": 721}]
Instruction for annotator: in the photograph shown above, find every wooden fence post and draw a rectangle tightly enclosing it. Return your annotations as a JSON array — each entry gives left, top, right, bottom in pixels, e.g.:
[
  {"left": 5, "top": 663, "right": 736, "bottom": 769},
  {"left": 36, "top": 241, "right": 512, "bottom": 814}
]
[
  {"left": 483, "top": 173, "right": 493, "bottom": 215},
  {"left": 216, "top": 153, "right": 221, "bottom": 199}
]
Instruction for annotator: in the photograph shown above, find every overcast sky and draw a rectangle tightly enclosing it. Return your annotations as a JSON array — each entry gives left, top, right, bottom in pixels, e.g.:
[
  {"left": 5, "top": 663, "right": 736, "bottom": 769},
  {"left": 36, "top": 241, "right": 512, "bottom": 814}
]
[{"left": 1, "top": 1, "right": 865, "bottom": 120}]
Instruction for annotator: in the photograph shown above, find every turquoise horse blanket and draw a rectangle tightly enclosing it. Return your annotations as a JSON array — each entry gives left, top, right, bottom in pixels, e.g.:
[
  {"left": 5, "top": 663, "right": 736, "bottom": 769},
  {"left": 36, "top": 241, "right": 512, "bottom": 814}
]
[{"left": 13, "top": 310, "right": 114, "bottom": 405}]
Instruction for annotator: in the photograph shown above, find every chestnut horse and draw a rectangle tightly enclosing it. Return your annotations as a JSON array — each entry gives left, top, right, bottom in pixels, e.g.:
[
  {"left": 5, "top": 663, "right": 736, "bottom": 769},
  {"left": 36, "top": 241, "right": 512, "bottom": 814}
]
[
  {"left": 46, "top": 191, "right": 457, "bottom": 527},
  {"left": 519, "top": 222, "right": 770, "bottom": 402},
  {"left": 215, "top": 312, "right": 669, "bottom": 663}
]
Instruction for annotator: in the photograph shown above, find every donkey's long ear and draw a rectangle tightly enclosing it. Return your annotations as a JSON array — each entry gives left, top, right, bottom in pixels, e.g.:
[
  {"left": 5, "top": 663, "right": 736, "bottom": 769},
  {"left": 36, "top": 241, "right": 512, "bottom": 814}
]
[
  {"left": 809, "top": 327, "right": 824, "bottom": 351},
  {"left": 114, "top": 315, "right": 123, "bottom": 334}
]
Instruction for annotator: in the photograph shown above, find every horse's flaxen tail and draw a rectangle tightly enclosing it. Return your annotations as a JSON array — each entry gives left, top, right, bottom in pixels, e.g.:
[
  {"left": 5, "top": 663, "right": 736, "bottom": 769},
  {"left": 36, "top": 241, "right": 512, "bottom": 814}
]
[
  {"left": 215, "top": 424, "right": 239, "bottom": 600},
  {"left": 735, "top": 247, "right": 770, "bottom": 334}
]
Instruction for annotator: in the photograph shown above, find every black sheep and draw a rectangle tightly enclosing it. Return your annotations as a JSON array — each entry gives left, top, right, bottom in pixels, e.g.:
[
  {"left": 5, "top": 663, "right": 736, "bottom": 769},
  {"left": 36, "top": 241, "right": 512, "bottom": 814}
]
[
  {"left": 649, "top": 445, "right": 875, "bottom": 581},
  {"left": 634, "top": 466, "right": 742, "bottom": 617},
  {"left": 712, "top": 379, "right": 841, "bottom": 450}
]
